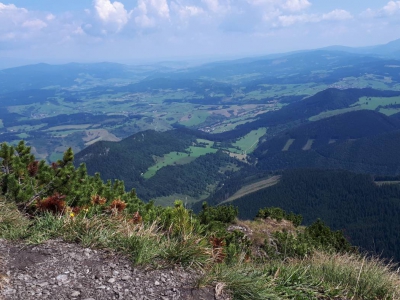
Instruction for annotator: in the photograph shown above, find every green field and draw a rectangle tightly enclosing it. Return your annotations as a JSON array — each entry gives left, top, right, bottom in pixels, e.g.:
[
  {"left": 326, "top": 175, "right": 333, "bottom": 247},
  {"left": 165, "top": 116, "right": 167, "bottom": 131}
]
[
  {"left": 180, "top": 110, "right": 210, "bottom": 126},
  {"left": 230, "top": 128, "right": 267, "bottom": 154},
  {"left": 17, "top": 133, "right": 29, "bottom": 139},
  {"left": 310, "top": 96, "right": 400, "bottom": 121},
  {"left": 243, "top": 83, "right": 329, "bottom": 100},
  {"left": 282, "top": 139, "right": 295, "bottom": 151},
  {"left": 143, "top": 139, "right": 218, "bottom": 179},
  {"left": 302, "top": 139, "right": 315, "bottom": 150},
  {"left": 152, "top": 194, "right": 206, "bottom": 207},
  {"left": 45, "top": 124, "right": 92, "bottom": 131},
  {"left": 49, "top": 152, "right": 64, "bottom": 163},
  {"left": 212, "top": 119, "right": 253, "bottom": 133}
]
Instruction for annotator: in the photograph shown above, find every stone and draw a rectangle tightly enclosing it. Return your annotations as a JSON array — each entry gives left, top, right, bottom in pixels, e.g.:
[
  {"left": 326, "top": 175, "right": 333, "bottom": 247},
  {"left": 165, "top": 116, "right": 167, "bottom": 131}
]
[
  {"left": 71, "top": 290, "right": 81, "bottom": 297},
  {"left": 0, "top": 239, "right": 229, "bottom": 300},
  {"left": 56, "top": 274, "right": 68, "bottom": 283},
  {"left": 108, "top": 277, "right": 116, "bottom": 283}
]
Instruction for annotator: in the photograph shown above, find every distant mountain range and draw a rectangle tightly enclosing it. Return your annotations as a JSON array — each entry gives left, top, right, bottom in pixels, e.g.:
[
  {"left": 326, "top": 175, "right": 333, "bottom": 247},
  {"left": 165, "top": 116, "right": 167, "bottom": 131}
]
[{"left": 323, "top": 38, "right": 400, "bottom": 59}]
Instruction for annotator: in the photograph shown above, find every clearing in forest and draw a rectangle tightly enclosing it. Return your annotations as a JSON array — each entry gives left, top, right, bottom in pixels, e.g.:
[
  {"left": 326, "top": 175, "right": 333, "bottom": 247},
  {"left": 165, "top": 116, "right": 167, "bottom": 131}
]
[
  {"left": 230, "top": 128, "right": 267, "bottom": 154},
  {"left": 222, "top": 176, "right": 281, "bottom": 204},
  {"left": 143, "top": 139, "right": 217, "bottom": 179},
  {"left": 282, "top": 139, "right": 295, "bottom": 151},
  {"left": 302, "top": 139, "right": 315, "bottom": 150}
]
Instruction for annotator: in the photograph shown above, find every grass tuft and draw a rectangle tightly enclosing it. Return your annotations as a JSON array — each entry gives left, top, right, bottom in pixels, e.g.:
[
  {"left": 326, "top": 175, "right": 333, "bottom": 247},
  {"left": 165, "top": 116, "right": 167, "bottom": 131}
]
[
  {"left": 302, "top": 252, "right": 400, "bottom": 299},
  {"left": 0, "top": 199, "right": 30, "bottom": 240}
]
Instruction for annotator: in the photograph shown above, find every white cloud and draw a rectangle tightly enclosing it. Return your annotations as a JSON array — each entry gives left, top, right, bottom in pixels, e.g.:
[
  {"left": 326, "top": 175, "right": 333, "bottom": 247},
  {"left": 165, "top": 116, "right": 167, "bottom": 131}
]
[
  {"left": 171, "top": 2, "right": 204, "bottom": 18},
  {"left": 382, "top": 1, "right": 400, "bottom": 15},
  {"left": 149, "top": 0, "right": 170, "bottom": 18},
  {"left": 278, "top": 14, "right": 315, "bottom": 26},
  {"left": 203, "top": 0, "right": 219, "bottom": 12},
  {"left": 135, "top": 14, "right": 156, "bottom": 28},
  {"left": 278, "top": 9, "right": 352, "bottom": 27},
  {"left": 263, "top": 9, "right": 281, "bottom": 21},
  {"left": 0, "top": 2, "right": 27, "bottom": 13},
  {"left": 322, "top": 9, "right": 353, "bottom": 21},
  {"left": 246, "top": 0, "right": 279, "bottom": 6},
  {"left": 94, "top": 0, "right": 131, "bottom": 31},
  {"left": 202, "top": 0, "right": 231, "bottom": 14},
  {"left": 134, "top": 0, "right": 170, "bottom": 28},
  {"left": 361, "top": 1, "right": 400, "bottom": 18},
  {"left": 22, "top": 19, "right": 48, "bottom": 30},
  {"left": 0, "top": 2, "right": 51, "bottom": 41},
  {"left": 46, "top": 14, "right": 56, "bottom": 21},
  {"left": 360, "top": 8, "right": 376, "bottom": 18},
  {"left": 282, "top": 0, "right": 311, "bottom": 12}
]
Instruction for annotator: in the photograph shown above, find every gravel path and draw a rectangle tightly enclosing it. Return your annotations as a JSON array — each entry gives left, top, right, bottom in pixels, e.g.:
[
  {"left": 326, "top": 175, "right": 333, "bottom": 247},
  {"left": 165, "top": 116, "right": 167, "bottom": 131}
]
[{"left": 0, "top": 239, "right": 228, "bottom": 300}]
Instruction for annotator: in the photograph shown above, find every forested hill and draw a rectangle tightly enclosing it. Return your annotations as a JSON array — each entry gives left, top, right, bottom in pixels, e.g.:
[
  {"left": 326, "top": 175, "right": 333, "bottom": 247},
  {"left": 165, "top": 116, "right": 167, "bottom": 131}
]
[
  {"left": 253, "top": 110, "right": 400, "bottom": 175},
  {"left": 74, "top": 129, "right": 247, "bottom": 201},
  {"left": 255, "top": 110, "right": 400, "bottom": 156},
  {"left": 229, "top": 169, "right": 400, "bottom": 261},
  {"left": 256, "top": 128, "right": 400, "bottom": 175},
  {"left": 75, "top": 129, "right": 196, "bottom": 188},
  {"left": 199, "top": 88, "right": 400, "bottom": 141}
]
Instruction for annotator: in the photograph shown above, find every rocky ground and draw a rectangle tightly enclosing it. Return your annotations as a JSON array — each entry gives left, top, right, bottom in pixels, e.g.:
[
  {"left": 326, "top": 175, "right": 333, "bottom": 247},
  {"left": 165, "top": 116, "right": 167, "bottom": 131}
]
[{"left": 0, "top": 239, "right": 229, "bottom": 300}]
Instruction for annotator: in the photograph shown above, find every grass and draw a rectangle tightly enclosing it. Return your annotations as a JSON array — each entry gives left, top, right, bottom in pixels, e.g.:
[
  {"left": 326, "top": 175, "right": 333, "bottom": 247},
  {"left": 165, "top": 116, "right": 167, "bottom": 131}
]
[
  {"left": 180, "top": 110, "right": 210, "bottom": 127},
  {"left": 17, "top": 133, "right": 29, "bottom": 139},
  {"left": 242, "top": 83, "right": 328, "bottom": 100},
  {"left": 374, "top": 181, "right": 400, "bottom": 186},
  {"left": 309, "top": 96, "right": 400, "bottom": 121},
  {"left": 212, "top": 119, "right": 255, "bottom": 133},
  {"left": 152, "top": 194, "right": 202, "bottom": 207},
  {"left": 282, "top": 139, "right": 295, "bottom": 151},
  {"left": 199, "top": 252, "right": 400, "bottom": 300},
  {"left": 230, "top": 128, "right": 267, "bottom": 154},
  {"left": 309, "top": 107, "right": 362, "bottom": 121},
  {"left": 45, "top": 124, "right": 92, "bottom": 131},
  {"left": 0, "top": 199, "right": 31, "bottom": 240},
  {"left": 1, "top": 198, "right": 400, "bottom": 299},
  {"left": 143, "top": 141, "right": 218, "bottom": 179},
  {"left": 49, "top": 152, "right": 64, "bottom": 162},
  {"left": 302, "top": 139, "right": 314, "bottom": 151}
]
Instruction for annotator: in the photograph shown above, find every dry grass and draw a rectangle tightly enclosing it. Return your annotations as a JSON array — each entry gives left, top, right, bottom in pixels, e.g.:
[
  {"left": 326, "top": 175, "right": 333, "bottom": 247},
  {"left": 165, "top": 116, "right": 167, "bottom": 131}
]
[
  {"left": 285, "top": 251, "right": 400, "bottom": 299},
  {"left": 235, "top": 218, "right": 297, "bottom": 246},
  {"left": 0, "top": 199, "right": 30, "bottom": 240}
]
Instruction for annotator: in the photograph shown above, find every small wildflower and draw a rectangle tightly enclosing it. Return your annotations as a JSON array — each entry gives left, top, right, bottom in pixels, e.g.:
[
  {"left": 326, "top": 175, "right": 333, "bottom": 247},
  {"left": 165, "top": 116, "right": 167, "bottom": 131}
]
[{"left": 70, "top": 212, "right": 75, "bottom": 218}]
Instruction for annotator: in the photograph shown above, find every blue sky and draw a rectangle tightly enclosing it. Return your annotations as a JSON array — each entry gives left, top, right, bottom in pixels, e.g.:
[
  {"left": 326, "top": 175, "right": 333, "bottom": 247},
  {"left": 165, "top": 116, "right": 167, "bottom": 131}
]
[{"left": 0, "top": 0, "right": 399, "bottom": 67}]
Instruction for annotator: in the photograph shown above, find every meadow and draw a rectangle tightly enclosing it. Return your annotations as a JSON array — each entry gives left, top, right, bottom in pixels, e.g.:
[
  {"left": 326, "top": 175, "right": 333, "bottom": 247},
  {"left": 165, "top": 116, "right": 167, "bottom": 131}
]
[
  {"left": 309, "top": 95, "right": 400, "bottom": 121},
  {"left": 143, "top": 139, "right": 218, "bottom": 179}
]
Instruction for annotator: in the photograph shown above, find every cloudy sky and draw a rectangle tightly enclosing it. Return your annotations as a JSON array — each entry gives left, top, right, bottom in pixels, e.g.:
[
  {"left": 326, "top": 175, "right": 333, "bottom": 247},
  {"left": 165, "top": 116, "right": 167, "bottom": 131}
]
[{"left": 0, "top": 0, "right": 399, "bottom": 67}]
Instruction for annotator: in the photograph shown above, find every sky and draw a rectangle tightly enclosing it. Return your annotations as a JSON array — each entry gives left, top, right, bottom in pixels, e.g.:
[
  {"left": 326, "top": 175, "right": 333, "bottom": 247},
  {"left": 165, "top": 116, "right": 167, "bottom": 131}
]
[{"left": 0, "top": 0, "right": 399, "bottom": 67}]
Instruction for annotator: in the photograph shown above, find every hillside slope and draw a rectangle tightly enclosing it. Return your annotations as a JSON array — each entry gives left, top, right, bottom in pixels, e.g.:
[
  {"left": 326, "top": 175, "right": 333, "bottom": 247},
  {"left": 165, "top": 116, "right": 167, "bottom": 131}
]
[
  {"left": 255, "top": 110, "right": 400, "bottom": 174},
  {"left": 230, "top": 169, "right": 400, "bottom": 261}
]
